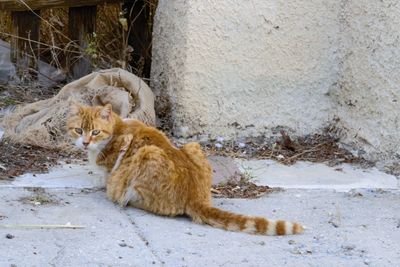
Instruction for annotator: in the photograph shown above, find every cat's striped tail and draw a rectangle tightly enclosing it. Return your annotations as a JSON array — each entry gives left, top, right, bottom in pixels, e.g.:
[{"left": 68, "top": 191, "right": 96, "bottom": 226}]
[{"left": 186, "top": 204, "right": 304, "bottom": 236}]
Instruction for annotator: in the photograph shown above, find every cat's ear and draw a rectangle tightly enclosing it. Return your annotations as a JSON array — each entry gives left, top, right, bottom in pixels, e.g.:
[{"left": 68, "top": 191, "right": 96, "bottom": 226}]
[
  {"left": 69, "top": 102, "right": 82, "bottom": 117},
  {"left": 100, "top": 104, "right": 112, "bottom": 120}
]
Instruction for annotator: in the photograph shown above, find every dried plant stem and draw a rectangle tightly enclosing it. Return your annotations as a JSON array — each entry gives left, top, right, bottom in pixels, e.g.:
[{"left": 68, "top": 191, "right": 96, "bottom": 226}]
[
  {"left": 0, "top": 224, "right": 85, "bottom": 229},
  {"left": 0, "top": 32, "right": 81, "bottom": 54},
  {"left": 283, "top": 142, "right": 328, "bottom": 163}
]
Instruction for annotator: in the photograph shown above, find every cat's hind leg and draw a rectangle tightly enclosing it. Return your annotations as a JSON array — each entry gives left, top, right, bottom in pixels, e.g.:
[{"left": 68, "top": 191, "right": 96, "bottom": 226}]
[
  {"left": 106, "top": 145, "right": 170, "bottom": 204},
  {"left": 107, "top": 145, "right": 183, "bottom": 215}
]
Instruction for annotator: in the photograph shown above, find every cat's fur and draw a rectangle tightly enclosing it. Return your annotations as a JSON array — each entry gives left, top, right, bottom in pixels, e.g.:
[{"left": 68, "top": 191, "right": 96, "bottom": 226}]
[{"left": 67, "top": 104, "right": 304, "bottom": 235}]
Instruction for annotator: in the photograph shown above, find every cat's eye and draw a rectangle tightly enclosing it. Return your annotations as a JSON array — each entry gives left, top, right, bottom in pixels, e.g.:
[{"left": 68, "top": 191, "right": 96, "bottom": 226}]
[
  {"left": 75, "top": 128, "right": 83, "bottom": 135},
  {"left": 92, "top": 130, "right": 100, "bottom": 136}
]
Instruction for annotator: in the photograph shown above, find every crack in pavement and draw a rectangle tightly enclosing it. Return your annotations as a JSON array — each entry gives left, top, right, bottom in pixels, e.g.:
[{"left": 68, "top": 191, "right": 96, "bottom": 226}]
[
  {"left": 48, "top": 239, "right": 66, "bottom": 266},
  {"left": 121, "top": 208, "right": 165, "bottom": 266}
]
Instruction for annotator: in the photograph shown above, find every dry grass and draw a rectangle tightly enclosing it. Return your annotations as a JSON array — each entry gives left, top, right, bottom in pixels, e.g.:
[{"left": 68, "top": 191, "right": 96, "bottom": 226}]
[
  {"left": 202, "top": 130, "right": 372, "bottom": 167},
  {"left": 211, "top": 171, "right": 282, "bottom": 199},
  {"left": 0, "top": 0, "right": 158, "bottom": 79}
]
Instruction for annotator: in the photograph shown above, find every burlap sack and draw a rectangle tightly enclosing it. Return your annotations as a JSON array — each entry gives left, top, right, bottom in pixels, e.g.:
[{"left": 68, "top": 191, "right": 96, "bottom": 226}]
[{"left": 2, "top": 68, "right": 155, "bottom": 150}]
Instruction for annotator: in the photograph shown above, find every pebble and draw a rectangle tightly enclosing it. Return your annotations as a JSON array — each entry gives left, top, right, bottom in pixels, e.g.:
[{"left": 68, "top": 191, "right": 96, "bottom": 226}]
[
  {"left": 6, "top": 233, "right": 14, "bottom": 239},
  {"left": 215, "top": 143, "right": 223, "bottom": 149},
  {"left": 216, "top": 136, "right": 224, "bottom": 142},
  {"left": 238, "top": 142, "right": 246, "bottom": 148}
]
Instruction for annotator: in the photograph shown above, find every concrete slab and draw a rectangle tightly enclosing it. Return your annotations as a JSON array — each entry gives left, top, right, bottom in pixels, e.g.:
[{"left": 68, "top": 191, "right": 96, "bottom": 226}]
[
  {"left": 236, "top": 159, "right": 399, "bottom": 191},
  {"left": 122, "top": 189, "right": 400, "bottom": 267},
  {"left": 1, "top": 187, "right": 399, "bottom": 267},
  {"left": 208, "top": 156, "right": 241, "bottom": 185},
  {"left": 0, "top": 143, "right": 399, "bottom": 266},
  {"left": 0, "top": 163, "right": 105, "bottom": 189},
  {"left": 1, "top": 156, "right": 398, "bottom": 192},
  {"left": 0, "top": 188, "right": 160, "bottom": 266}
]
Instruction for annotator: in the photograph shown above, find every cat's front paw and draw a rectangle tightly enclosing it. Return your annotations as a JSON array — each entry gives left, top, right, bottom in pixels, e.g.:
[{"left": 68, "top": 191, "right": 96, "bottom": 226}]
[
  {"left": 106, "top": 184, "right": 123, "bottom": 203},
  {"left": 106, "top": 186, "right": 117, "bottom": 202},
  {"left": 117, "top": 189, "right": 131, "bottom": 207},
  {"left": 117, "top": 187, "right": 141, "bottom": 208}
]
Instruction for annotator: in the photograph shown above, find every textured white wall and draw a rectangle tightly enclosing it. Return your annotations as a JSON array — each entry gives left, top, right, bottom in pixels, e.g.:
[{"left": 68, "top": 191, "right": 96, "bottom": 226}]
[
  {"left": 151, "top": 0, "right": 400, "bottom": 162},
  {"left": 152, "top": 0, "right": 340, "bottom": 139},
  {"left": 332, "top": 0, "right": 400, "bottom": 162}
]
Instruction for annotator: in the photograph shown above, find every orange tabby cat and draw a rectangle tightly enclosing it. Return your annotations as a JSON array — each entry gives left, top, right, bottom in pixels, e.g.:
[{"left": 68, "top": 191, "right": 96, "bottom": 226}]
[{"left": 67, "top": 103, "right": 304, "bottom": 235}]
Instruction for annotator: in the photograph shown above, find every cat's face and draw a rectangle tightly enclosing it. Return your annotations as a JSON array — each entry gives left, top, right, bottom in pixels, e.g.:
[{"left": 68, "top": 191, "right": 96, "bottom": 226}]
[{"left": 67, "top": 104, "right": 115, "bottom": 151}]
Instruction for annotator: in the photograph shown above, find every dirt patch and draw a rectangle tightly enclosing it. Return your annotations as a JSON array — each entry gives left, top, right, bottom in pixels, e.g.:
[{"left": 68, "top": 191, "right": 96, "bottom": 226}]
[
  {"left": 211, "top": 171, "right": 282, "bottom": 199},
  {"left": 19, "top": 188, "right": 60, "bottom": 206},
  {"left": 203, "top": 130, "right": 372, "bottom": 167},
  {"left": 0, "top": 84, "right": 62, "bottom": 180},
  {"left": 0, "top": 139, "right": 81, "bottom": 180},
  {"left": 0, "top": 84, "right": 63, "bottom": 109},
  {"left": 383, "top": 162, "right": 400, "bottom": 177}
]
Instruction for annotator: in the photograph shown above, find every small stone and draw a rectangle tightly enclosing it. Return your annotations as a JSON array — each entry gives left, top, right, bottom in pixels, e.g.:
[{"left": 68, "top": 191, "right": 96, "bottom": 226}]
[
  {"left": 119, "top": 242, "right": 127, "bottom": 247},
  {"left": 259, "top": 241, "right": 265, "bottom": 246},
  {"left": 364, "top": 259, "right": 370, "bottom": 265},
  {"left": 329, "top": 220, "right": 339, "bottom": 228},
  {"left": 6, "top": 234, "right": 14, "bottom": 239},
  {"left": 216, "top": 136, "right": 224, "bottom": 142},
  {"left": 288, "top": 240, "right": 295, "bottom": 245}
]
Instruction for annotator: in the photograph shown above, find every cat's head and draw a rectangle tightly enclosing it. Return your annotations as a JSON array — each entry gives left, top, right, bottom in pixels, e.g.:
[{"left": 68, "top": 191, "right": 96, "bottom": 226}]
[{"left": 67, "top": 103, "right": 115, "bottom": 151}]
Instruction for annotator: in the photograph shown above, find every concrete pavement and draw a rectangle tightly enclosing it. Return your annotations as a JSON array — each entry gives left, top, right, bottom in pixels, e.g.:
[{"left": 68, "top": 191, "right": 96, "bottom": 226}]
[{"left": 0, "top": 158, "right": 399, "bottom": 267}]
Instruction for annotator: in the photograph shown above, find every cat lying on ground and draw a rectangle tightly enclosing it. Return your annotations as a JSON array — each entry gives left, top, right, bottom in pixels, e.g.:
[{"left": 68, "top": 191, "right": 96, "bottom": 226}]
[{"left": 67, "top": 103, "right": 304, "bottom": 235}]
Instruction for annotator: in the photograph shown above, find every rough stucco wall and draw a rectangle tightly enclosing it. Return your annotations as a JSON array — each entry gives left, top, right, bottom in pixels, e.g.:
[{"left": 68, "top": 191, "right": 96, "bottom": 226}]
[
  {"left": 152, "top": 0, "right": 339, "bottom": 139},
  {"left": 151, "top": 0, "right": 190, "bottom": 130},
  {"left": 151, "top": 0, "right": 400, "bottom": 162},
  {"left": 332, "top": 0, "right": 400, "bottom": 161}
]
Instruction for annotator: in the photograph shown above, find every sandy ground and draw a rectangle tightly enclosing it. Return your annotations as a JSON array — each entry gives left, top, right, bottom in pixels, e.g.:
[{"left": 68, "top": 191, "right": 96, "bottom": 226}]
[{"left": 0, "top": 158, "right": 399, "bottom": 267}]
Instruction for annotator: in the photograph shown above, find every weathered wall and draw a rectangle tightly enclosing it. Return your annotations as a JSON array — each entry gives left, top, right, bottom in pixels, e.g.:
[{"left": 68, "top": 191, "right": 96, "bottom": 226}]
[
  {"left": 152, "top": 0, "right": 340, "bottom": 139},
  {"left": 332, "top": 0, "right": 400, "bottom": 162},
  {"left": 151, "top": 0, "right": 400, "bottom": 162}
]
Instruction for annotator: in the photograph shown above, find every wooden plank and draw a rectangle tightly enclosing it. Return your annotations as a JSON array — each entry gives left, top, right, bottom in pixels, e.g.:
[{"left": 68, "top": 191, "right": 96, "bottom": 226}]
[
  {"left": 67, "top": 5, "right": 97, "bottom": 79},
  {"left": 123, "top": 0, "right": 155, "bottom": 79},
  {"left": 11, "top": 10, "right": 41, "bottom": 80},
  {"left": 0, "top": 0, "right": 125, "bottom": 11}
]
